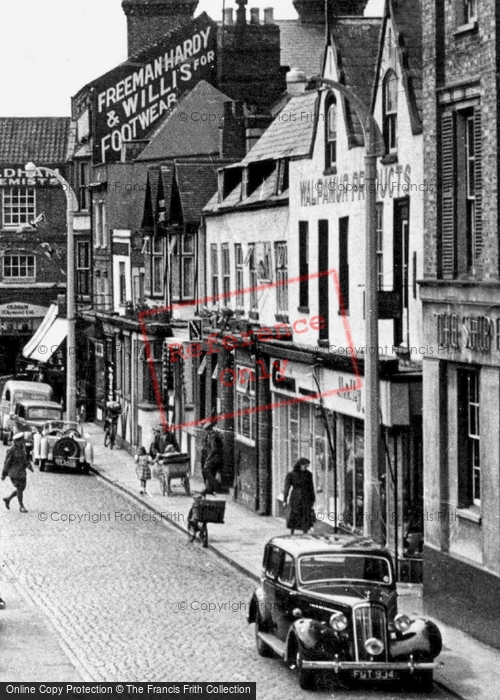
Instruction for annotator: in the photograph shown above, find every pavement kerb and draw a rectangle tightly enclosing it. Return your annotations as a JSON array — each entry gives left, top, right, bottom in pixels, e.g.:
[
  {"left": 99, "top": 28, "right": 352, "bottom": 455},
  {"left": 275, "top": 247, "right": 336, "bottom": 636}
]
[{"left": 90, "top": 465, "right": 260, "bottom": 584}]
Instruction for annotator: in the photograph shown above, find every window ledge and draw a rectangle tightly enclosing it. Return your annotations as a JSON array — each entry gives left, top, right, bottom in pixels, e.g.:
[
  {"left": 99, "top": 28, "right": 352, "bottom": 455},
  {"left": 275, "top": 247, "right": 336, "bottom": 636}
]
[
  {"left": 297, "top": 306, "right": 310, "bottom": 315},
  {"left": 317, "top": 339, "right": 330, "bottom": 348},
  {"left": 381, "top": 153, "right": 398, "bottom": 165},
  {"left": 456, "top": 507, "right": 482, "bottom": 524},
  {"left": 453, "top": 20, "right": 478, "bottom": 37},
  {"left": 275, "top": 313, "right": 289, "bottom": 324},
  {"left": 338, "top": 309, "right": 350, "bottom": 316}
]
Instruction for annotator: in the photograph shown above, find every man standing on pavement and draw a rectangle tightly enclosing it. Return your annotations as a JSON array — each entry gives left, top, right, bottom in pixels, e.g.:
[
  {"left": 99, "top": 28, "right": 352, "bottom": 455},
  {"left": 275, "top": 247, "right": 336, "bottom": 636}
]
[
  {"left": 200, "top": 422, "right": 223, "bottom": 495},
  {"left": 2, "top": 432, "right": 33, "bottom": 513}
]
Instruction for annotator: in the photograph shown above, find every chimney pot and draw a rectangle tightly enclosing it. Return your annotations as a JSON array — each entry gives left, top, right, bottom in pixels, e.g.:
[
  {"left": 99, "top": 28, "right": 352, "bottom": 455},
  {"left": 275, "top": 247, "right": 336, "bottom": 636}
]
[
  {"left": 286, "top": 67, "right": 308, "bottom": 95},
  {"left": 223, "top": 7, "right": 234, "bottom": 25},
  {"left": 264, "top": 7, "right": 274, "bottom": 24},
  {"left": 250, "top": 8, "right": 260, "bottom": 24}
]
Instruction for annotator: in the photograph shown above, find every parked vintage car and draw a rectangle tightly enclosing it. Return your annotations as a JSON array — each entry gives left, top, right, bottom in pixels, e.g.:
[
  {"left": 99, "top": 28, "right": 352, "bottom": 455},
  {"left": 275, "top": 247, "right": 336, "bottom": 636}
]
[
  {"left": 0, "top": 380, "right": 53, "bottom": 444},
  {"left": 33, "top": 421, "right": 94, "bottom": 474},
  {"left": 248, "top": 535, "right": 442, "bottom": 691},
  {"left": 6, "top": 400, "right": 64, "bottom": 455}
]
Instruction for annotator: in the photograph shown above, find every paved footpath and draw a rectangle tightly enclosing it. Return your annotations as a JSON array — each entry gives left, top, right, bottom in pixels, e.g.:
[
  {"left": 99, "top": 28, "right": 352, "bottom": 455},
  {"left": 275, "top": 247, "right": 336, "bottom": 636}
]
[{"left": 87, "top": 423, "right": 499, "bottom": 700}]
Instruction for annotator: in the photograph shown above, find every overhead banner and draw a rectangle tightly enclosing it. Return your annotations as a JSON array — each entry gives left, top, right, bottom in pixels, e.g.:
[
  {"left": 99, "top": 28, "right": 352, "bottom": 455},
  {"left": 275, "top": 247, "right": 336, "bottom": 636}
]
[{"left": 93, "top": 13, "right": 217, "bottom": 163}]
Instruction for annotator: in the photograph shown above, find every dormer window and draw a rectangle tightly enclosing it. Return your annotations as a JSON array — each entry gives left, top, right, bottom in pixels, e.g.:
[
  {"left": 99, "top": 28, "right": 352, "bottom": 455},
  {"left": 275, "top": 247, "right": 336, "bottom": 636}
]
[
  {"left": 383, "top": 70, "right": 398, "bottom": 153},
  {"left": 325, "top": 95, "right": 337, "bottom": 171}
]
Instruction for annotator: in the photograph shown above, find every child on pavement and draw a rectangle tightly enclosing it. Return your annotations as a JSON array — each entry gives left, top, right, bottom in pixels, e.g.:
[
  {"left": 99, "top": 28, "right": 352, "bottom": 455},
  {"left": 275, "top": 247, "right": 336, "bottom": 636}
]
[{"left": 134, "top": 446, "right": 152, "bottom": 495}]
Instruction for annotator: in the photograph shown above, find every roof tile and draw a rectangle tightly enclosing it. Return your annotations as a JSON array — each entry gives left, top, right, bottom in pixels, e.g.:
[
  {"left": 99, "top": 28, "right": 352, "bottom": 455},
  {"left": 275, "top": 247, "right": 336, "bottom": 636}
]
[{"left": 0, "top": 118, "right": 71, "bottom": 165}]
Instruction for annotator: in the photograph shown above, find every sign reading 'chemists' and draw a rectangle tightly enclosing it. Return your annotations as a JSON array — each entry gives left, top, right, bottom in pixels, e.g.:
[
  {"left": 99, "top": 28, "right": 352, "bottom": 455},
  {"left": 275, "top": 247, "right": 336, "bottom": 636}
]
[{"left": 93, "top": 14, "right": 217, "bottom": 163}]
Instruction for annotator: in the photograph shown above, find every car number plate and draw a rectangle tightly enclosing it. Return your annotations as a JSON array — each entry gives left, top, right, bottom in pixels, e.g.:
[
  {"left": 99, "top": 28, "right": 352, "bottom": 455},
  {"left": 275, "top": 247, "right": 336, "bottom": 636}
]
[
  {"left": 352, "top": 670, "right": 397, "bottom": 681},
  {"left": 55, "top": 457, "right": 77, "bottom": 467}
]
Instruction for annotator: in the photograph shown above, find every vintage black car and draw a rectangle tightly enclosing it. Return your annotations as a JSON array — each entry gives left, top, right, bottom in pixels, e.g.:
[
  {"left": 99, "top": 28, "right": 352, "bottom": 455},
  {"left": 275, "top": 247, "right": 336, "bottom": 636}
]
[{"left": 248, "top": 535, "right": 442, "bottom": 691}]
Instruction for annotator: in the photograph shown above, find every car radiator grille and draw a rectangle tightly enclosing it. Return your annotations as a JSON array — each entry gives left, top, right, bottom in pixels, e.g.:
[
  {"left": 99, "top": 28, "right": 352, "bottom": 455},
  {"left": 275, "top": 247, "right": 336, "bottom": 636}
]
[{"left": 353, "top": 603, "right": 388, "bottom": 661}]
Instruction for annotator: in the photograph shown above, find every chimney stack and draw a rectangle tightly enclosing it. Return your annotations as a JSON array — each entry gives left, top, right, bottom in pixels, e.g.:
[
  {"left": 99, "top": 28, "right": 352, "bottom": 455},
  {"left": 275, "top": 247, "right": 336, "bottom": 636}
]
[
  {"left": 122, "top": 0, "right": 199, "bottom": 57},
  {"left": 223, "top": 7, "right": 234, "bottom": 25},
  {"left": 264, "top": 7, "right": 274, "bottom": 24},
  {"left": 250, "top": 8, "right": 260, "bottom": 24},
  {"left": 235, "top": 0, "right": 248, "bottom": 26}
]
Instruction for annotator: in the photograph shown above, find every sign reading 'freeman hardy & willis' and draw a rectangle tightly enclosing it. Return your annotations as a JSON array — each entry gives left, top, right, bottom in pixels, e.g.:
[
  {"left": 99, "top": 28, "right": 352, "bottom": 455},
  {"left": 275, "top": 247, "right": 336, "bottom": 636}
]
[{"left": 93, "top": 14, "right": 217, "bottom": 163}]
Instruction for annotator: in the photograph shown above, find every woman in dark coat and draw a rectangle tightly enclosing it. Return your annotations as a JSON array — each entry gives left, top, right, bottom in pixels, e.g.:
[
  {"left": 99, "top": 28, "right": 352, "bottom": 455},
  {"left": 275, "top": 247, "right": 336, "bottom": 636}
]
[
  {"left": 2, "top": 433, "right": 33, "bottom": 513},
  {"left": 283, "top": 457, "right": 315, "bottom": 534}
]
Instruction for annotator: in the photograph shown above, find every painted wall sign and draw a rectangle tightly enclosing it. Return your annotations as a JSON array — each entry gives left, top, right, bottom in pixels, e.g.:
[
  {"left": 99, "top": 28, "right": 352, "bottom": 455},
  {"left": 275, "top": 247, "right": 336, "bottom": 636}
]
[
  {"left": 436, "top": 312, "right": 496, "bottom": 355},
  {"left": 0, "top": 166, "right": 61, "bottom": 188},
  {"left": 93, "top": 14, "right": 217, "bottom": 163},
  {"left": 300, "top": 164, "right": 412, "bottom": 206}
]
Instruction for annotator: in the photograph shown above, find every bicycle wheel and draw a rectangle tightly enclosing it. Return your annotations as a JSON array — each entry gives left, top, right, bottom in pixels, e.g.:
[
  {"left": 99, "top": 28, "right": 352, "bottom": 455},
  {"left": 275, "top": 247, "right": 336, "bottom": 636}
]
[
  {"left": 104, "top": 428, "right": 111, "bottom": 448},
  {"left": 109, "top": 420, "right": 117, "bottom": 449},
  {"left": 200, "top": 523, "right": 208, "bottom": 548}
]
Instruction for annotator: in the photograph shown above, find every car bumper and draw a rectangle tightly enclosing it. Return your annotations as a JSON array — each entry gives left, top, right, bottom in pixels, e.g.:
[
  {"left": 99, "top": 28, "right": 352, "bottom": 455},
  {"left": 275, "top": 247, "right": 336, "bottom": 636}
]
[{"left": 303, "top": 658, "right": 440, "bottom": 673}]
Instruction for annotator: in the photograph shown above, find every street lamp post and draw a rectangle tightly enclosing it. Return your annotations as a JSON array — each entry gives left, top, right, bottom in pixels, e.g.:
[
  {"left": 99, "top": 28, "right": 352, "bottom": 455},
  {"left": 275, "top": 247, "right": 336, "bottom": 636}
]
[
  {"left": 312, "top": 77, "right": 385, "bottom": 542},
  {"left": 25, "top": 162, "right": 78, "bottom": 422}
]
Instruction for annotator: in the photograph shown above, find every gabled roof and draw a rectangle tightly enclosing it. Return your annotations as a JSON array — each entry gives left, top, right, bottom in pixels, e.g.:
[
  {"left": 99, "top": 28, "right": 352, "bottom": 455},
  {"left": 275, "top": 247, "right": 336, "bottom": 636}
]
[
  {"left": 330, "top": 18, "right": 383, "bottom": 146},
  {"left": 175, "top": 161, "right": 218, "bottom": 224},
  {"left": 386, "top": 0, "right": 423, "bottom": 132},
  {"left": 0, "top": 118, "right": 71, "bottom": 164},
  {"left": 277, "top": 21, "right": 326, "bottom": 77},
  {"left": 240, "top": 90, "right": 319, "bottom": 165},
  {"left": 136, "top": 81, "right": 233, "bottom": 161}
]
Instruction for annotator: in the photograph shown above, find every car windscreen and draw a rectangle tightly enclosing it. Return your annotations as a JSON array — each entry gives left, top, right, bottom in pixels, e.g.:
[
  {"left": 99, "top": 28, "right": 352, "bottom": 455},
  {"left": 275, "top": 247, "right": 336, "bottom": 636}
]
[
  {"left": 27, "top": 407, "right": 63, "bottom": 420},
  {"left": 299, "top": 554, "right": 392, "bottom": 585},
  {"left": 15, "top": 391, "right": 52, "bottom": 402}
]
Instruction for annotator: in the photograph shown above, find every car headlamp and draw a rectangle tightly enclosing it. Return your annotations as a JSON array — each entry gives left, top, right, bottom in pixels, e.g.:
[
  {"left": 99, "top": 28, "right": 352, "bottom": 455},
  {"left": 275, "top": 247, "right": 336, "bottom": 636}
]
[
  {"left": 394, "top": 613, "right": 412, "bottom": 632},
  {"left": 330, "top": 612, "right": 348, "bottom": 631},
  {"left": 364, "top": 637, "right": 384, "bottom": 656}
]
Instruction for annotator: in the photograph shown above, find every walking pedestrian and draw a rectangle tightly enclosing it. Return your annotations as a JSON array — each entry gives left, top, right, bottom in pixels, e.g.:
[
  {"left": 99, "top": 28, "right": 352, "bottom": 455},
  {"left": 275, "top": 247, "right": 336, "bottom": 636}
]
[
  {"left": 2, "top": 432, "right": 33, "bottom": 513},
  {"left": 283, "top": 458, "right": 315, "bottom": 535},
  {"left": 135, "top": 446, "right": 152, "bottom": 495},
  {"left": 200, "top": 422, "right": 223, "bottom": 495}
]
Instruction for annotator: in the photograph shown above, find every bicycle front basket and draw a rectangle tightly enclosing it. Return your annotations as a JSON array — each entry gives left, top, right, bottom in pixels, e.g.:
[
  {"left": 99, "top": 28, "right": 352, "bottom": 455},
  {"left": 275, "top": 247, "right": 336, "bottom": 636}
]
[{"left": 198, "top": 499, "right": 226, "bottom": 524}]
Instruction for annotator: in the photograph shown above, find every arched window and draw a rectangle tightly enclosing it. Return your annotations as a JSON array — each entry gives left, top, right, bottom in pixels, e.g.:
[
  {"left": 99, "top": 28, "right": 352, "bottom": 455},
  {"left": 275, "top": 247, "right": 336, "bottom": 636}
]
[
  {"left": 325, "top": 95, "right": 337, "bottom": 170},
  {"left": 383, "top": 70, "right": 398, "bottom": 153}
]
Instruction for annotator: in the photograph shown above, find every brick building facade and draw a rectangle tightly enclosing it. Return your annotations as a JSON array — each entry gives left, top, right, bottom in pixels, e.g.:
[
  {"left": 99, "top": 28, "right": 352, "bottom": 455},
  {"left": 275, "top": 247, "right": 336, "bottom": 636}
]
[{"left": 420, "top": 0, "right": 500, "bottom": 648}]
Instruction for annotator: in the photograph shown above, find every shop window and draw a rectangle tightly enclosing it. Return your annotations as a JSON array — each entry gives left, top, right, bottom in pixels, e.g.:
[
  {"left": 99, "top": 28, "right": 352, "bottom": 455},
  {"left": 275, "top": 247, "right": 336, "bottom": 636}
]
[
  {"left": 383, "top": 71, "right": 398, "bottom": 154},
  {"left": 235, "top": 244, "right": 244, "bottom": 309},
  {"left": 343, "top": 418, "right": 365, "bottom": 532},
  {"left": 235, "top": 365, "right": 256, "bottom": 441},
  {"left": 440, "top": 105, "right": 482, "bottom": 278},
  {"left": 123, "top": 336, "right": 131, "bottom": 399},
  {"left": 299, "top": 222, "right": 309, "bottom": 309},
  {"left": 325, "top": 95, "right": 337, "bottom": 170},
  {"left": 3, "top": 254, "right": 35, "bottom": 279},
  {"left": 76, "top": 241, "right": 91, "bottom": 296},
  {"left": 210, "top": 243, "right": 219, "bottom": 304},
  {"left": 376, "top": 204, "right": 384, "bottom": 290},
  {"left": 457, "top": 368, "right": 480, "bottom": 508},
  {"left": 275, "top": 242, "right": 288, "bottom": 313},
  {"left": 2, "top": 188, "right": 36, "bottom": 227},
  {"left": 221, "top": 243, "right": 231, "bottom": 299},
  {"left": 142, "top": 339, "right": 162, "bottom": 403}
]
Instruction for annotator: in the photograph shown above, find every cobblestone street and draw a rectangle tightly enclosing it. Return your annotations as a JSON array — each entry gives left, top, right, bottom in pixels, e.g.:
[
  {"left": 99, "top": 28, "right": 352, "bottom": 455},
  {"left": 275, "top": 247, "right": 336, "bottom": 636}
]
[{"left": 0, "top": 441, "right": 455, "bottom": 697}]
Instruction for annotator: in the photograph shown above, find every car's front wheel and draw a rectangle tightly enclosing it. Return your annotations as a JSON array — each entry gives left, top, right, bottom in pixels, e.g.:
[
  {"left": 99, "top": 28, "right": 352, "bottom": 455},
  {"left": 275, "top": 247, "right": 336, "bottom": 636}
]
[
  {"left": 289, "top": 641, "right": 315, "bottom": 691},
  {"left": 254, "top": 613, "right": 272, "bottom": 657}
]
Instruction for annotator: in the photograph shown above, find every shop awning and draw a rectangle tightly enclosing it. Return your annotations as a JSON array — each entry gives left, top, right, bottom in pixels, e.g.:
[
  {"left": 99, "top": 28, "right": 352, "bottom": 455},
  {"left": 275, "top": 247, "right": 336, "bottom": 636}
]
[{"left": 23, "top": 304, "right": 68, "bottom": 363}]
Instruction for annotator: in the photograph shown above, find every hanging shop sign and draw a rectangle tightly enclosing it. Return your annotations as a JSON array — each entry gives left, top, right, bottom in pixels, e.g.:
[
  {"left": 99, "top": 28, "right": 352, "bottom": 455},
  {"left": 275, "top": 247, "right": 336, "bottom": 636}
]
[{"left": 93, "top": 13, "right": 217, "bottom": 163}]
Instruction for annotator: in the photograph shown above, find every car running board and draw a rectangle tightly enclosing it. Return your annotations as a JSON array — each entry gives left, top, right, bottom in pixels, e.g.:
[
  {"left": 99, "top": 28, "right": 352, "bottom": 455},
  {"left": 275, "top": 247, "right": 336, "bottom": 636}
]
[{"left": 258, "top": 632, "right": 286, "bottom": 658}]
